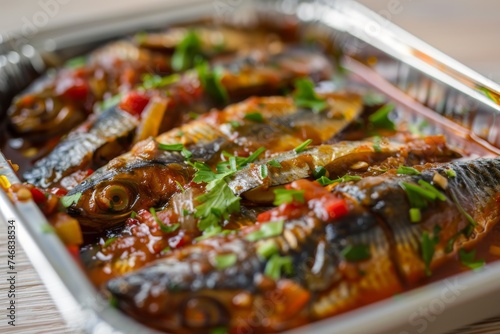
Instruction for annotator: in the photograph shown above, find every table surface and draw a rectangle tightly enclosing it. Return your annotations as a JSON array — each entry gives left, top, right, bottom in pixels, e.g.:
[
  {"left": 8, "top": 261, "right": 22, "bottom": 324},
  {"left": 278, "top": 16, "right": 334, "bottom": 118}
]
[{"left": 1, "top": 1, "right": 500, "bottom": 333}]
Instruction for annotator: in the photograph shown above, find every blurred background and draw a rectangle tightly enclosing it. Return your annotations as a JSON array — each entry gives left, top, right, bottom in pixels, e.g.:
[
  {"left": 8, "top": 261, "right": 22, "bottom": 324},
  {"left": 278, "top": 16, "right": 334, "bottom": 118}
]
[{"left": 0, "top": 0, "right": 499, "bottom": 82}]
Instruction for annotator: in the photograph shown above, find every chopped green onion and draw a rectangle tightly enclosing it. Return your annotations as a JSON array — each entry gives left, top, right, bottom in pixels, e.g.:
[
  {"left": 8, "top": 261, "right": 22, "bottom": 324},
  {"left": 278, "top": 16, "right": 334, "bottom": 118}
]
[
  {"left": 157, "top": 143, "right": 184, "bottom": 151},
  {"left": 99, "top": 93, "right": 123, "bottom": 111},
  {"left": 175, "top": 181, "right": 185, "bottom": 193},
  {"left": 417, "top": 179, "right": 447, "bottom": 201},
  {"left": 61, "top": 192, "right": 82, "bottom": 208},
  {"left": 273, "top": 189, "right": 305, "bottom": 206},
  {"left": 213, "top": 253, "right": 237, "bottom": 270},
  {"left": 421, "top": 231, "right": 436, "bottom": 276},
  {"left": 210, "top": 327, "right": 229, "bottom": 334},
  {"left": 130, "top": 211, "right": 137, "bottom": 219},
  {"left": 445, "top": 169, "right": 457, "bottom": 178},
  {"left": 341, "top": 244, "right": 371, "bottom": 262},
  {"left": 373, "top": 136, "right": 382, "bottom": 152},
  {"left": 140, "top": 73, "right": 180, "bottom": 90},
  {"left": 257, "top": 240, "right": 279, "bottom": 258},
  {"left": 264, "top": 254, "right": 294, "bottom": 280},
  {"left": 317, "top": 174, "right": 362, "bottom": 186},
  {"left": 103, "top": 237, "right": 117, "bottom": 248},
  {"left": 245, "top": 220, "right": 284, "bottom": 242},
  {"left": 260, "top": 164, "right": 268, "bottom": 179},
  {"left": 368, "top": 104, "right": 396, "bottom": 130},
  {"left": 450, "top": 192, "right": 478, "bottom": 229},
  {"left": 244, "top": 112, "right": 264, "bottom": 123},
  {"left": 294, "top": 139, "right": 313, "bottom": 153},
  {"left": 396, "top": 165, "right": 421, "bottom": 175},
  {"left": 459, "top": 248, "right": 485, "bottom": 270},
  {"left": 409, "top": 208, "right": 422, "bottom": 223},
  {"left": 268, "top": 159, "right": 282, "bottom": 168},
  {"left": 293, "top": 78, "right": 327, "bottom": 113},
  {"left": 229, "top": 120, "right": 241, "bottom": 128},
  {"left": 400, "top": 182, "right": 437, "bottom": 207}
]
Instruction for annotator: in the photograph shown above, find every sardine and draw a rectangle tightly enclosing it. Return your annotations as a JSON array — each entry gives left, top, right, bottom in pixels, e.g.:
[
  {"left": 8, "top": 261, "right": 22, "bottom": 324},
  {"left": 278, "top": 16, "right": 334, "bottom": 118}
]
[
  {"left": 24, "top": 47, "right": 333, "bottom": 188},
  {"left": 66, "top": 93, "right": 363, "bottom": 230},
  {"left": 106, "top": 157, "right": 500, "bottom": 333}
]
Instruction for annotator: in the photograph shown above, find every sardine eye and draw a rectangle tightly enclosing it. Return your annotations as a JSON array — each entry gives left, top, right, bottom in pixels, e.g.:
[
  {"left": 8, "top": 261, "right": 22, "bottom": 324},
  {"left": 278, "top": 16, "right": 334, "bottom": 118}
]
[
  {"left": 181, "top": 296, "right": 229, "bottom": 329},
  {"left": 96, "top": 184, "right": 131, "bottom": 212}
]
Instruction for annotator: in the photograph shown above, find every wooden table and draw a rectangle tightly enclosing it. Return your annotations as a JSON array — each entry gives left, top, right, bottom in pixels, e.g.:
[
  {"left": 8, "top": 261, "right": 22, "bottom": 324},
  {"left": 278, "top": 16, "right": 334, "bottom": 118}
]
[{"left": 1, "top": 1, "right": 500, "bottom": 333}]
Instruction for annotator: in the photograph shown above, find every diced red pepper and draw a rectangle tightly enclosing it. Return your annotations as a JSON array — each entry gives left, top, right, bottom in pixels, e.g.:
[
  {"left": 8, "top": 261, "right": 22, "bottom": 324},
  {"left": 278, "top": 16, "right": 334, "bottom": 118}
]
[
  {"left": 323, "top": 197, "right": 349, "bottom": 219},
  {"left": 66, "top": 245, "right": 80, "bottom": 263},
  {"left": 86, "top": 169, "right": 94, "bottom": 176},
  {"left": 49, "top": 187, "right": 68, "bottom": 197},
  {"left": 30, "top": 188, "right": 47, "bottom": 204},
  {"left": 119, "top": 91, "right": 150, "bottom": 116},
  {"left": 56, "top": 76, "right": 89, "bottom": 100}
]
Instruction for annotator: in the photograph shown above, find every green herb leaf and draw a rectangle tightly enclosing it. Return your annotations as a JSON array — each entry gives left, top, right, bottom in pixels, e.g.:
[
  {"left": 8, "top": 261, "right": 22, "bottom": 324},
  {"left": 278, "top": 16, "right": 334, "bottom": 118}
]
[
  {"left": 294, "top": 139, "right": 313, "bottom": 153},
  {"left": 172, "top": 30, "right": 202, "bottom": 72},
  {"left": 157, "top": 142, "right": 192, "bottom": 160},
  {"left": 265, "top": 254, "right": 294, "bottom": 280},
  {"left": 61, "top": 192, "right": 82, "bottom": 208},
  {"left": 268, "top": 159, "right": 282, "bottom": 168},
  {"left": 130, "top": 211, "right": 137, "bottom": 219},
  {"left": 293, "top": 78, "right": 327, "bottom": 113},
  {"left": 245, "top": 220, "right": 284, "bottom": 242},
  {"left": 368, "top": 104, "right": 396, "bottom": 131},
  {"left": 229, "top": 120, "right": 241, "bottom": 128},
  {"left": 396, "top": 165, "right": 421, "bottom": 175},
  {"left": 373, "top": 136, "right": 382, "bottom": 152},
  {"left": 244, "top": 112, "right": 265, "bottom": 123},
  {"left": 341, "top": 244, "right": 371, "bottom": 262},
  {"left": 459, "top": 248, "right": 485, "bottom": 270},
  {"left": 260, "top": 164, "right": 268, "bottom": 179},
  {"left": 213, "top": 253, "right": 237, "bottom": 270},
  {"left": 273, "top": 189, "right": 305, "bottom": 206},
  {"left": 313, "top": 166, "right": 327, "bottom": 179},
  {"left": 99, "top": 93, "right": 123, "bottom": 111},
  {"left": 197, "top": 62, "right": 228, "bottom": 104}
]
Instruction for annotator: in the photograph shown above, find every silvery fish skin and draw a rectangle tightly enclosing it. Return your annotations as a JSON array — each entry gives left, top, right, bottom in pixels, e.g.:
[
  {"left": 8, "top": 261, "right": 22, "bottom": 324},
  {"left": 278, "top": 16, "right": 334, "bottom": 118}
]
[
  {"left": 106, "top": 158, "right": 500, "bottom": 333},
  {"left": 24, "top": 47, "right": 333, "bottom": 189},
  {"left": 66, "top": 93, "right": 363, "bottom": 231}
]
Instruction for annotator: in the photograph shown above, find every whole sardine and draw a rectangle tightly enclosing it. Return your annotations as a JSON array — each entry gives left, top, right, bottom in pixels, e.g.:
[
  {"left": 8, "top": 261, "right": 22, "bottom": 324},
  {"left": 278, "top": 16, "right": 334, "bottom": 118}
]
[{"left": 106, "top": 157, "right": 500, "bottom": 333}]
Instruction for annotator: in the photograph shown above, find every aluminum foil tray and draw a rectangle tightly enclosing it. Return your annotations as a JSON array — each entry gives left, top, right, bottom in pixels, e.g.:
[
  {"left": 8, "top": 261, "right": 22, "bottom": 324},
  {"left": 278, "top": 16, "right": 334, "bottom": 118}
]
[{"left": 1, "top": 1, "right": 500, "bottom": 333}]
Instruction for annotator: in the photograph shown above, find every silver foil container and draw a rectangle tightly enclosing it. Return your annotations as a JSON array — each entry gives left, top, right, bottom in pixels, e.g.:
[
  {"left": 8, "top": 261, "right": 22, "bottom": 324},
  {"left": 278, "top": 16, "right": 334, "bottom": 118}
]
[{"left": 1, "top": 1, "right": 500, "bottom": 333}]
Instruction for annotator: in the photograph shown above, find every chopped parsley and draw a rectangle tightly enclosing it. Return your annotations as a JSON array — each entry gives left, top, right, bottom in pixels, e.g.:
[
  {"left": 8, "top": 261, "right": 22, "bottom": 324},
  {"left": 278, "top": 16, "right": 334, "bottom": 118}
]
[
  {"left": 196, "top": 61, "right": 228, "bottom": 104},
  {"left": 368, "top": 104, "right": 396, "bottom": 131},
  {"left": 244, "top": 112, "right": 265, "bottom": 123},
  {"left": 245, "top": 220, "right": 284, "bottom": 242},
  {"left": 157, "top": 142, "right": 192, "bottom": 160},
  {"left": 268, "top": 159, "right": 282, "bottom": 168},
  {"left": 341, "top": 244, "right": 371, "bottom": 262},
  {"left": 459, "top": 248, "right": 485, "bottom": 270},
  {"left": 396, "top": 165, "right": 421, "bottom": 175},
  {"left": 265, "top": 254, "right": 294, "bottom": 280},
  {"left": 294, "top": 139, "right": 313, "bottom": 153},
  {"left": 317, "top": 174, "right": 361, "bottom": 186},
  {"left": 293, "top": 78, "right": 327, "bottom": 113},
  {"left": 171, "top": 30, "right": 202, "bottom": 71},
  {"left": 61, "top": 192, "right": 82, "bottom": 208},
  {"left": 213, "top": 253, "right": 237, "bottom": 270},
  {"left": 273, "top": 189, "right": 305, "bottom": 206}
]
